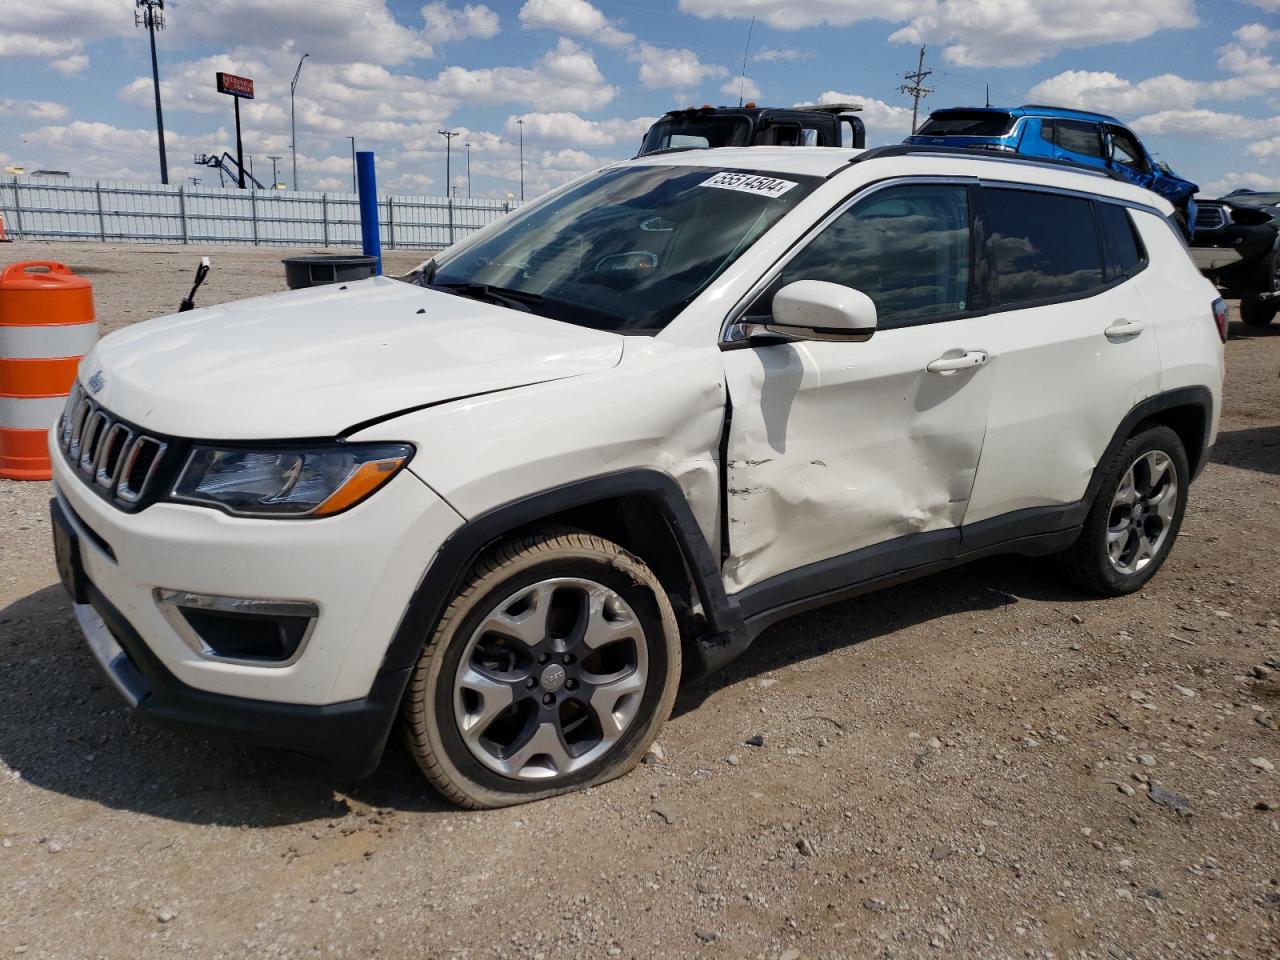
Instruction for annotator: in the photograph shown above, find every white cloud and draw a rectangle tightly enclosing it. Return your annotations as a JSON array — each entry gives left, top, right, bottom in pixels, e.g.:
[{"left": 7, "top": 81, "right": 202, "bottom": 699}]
[
  {"left": 891, "top": 0, "right": 1198, "bottom": 67},
  {"left": 1247, "top": 137, "right": 1280, "bottom": 162},
  {"left": 1131, "top": 109, "right": 1280, "bottom": 140},
  {"left": 1204, "top": 171, "right": 1280, "bottom": 195},
  {"left": 722, "top": 76, "right": 762, "bottom": 102},
  {"left": 679, "top": 0, "right": 1196, "bottom": 68},
  {"left": 1029, "top": 25, "right": 1280, "bottom": 121},
  {"left": 432, "top": 38, "right": 617, "bottom": 109},
  {"left": 0, "top": 99, "right": 69, "bottom": 121},
  {"left": 51, "top": 54, "right": 89, "bottom": 76},
  {"left": 632, "top": 43, "right": 727, "bottom": 90},
  {"left": 797, "top": 91, "right": 915, "bottom": 140},
  {"left": 421, "top": 2, "right": 501, "bottom": 44},
  {"left": 1027, "top": 70, "right": 1205, "bottom": 116},
  {"left": 518, "top": 0, "right": 633, "bottom": 46},
  {"left": 506, "top": 112, "right": 654, "bottom": 148}
]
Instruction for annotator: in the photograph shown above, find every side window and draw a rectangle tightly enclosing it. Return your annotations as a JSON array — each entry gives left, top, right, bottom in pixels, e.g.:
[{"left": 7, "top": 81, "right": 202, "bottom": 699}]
[
  {"left": 1038, "top": 119, "right": 1056, "bottom": 145},
  {"left": 984, "top": 188, "right": 1104, "bottom": 305},
  {"left": 1107, "top": 127, "right": 1149, "bottom": 172},
  {"left": 770, "top": 184, "right": 972, "bottom": 328},
  {"left": 1096, "top": 202, "right": 1145, "bottom": 280},
  {"left": 800, "top": 127, "right": 821, "bottom": 146},
  {"left": 769, "top": 123, "right": 802, "bottom": 146},
  {"left": 1055, "top": 120, "right": 1104, "bottom": 159}
]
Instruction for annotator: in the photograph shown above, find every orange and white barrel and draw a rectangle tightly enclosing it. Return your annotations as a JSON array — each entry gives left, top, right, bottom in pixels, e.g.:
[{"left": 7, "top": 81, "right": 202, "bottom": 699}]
[{"left": 0, "top": 261, "right": 98, "bottom": 480}]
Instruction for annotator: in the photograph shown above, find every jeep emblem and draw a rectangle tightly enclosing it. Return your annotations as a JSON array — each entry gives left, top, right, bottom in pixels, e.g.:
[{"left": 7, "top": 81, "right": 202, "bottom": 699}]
[
  {"left": 87, "top": 370, "right": 106, "bottom": 394},
  {"left": 540, "top": 663, "right": 566, "bottom": 693}
]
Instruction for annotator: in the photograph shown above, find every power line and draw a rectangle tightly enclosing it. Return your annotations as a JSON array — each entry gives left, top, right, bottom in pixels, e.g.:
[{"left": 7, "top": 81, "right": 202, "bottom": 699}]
[{"left": 899, "top": 46, "right": 934, "bottom": 135}]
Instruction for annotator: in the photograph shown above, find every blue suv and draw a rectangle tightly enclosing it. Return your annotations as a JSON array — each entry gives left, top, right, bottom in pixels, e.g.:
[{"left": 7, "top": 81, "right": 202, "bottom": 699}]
[{"left": 905, "top": 105, "right": 1198, "bottom": 232}]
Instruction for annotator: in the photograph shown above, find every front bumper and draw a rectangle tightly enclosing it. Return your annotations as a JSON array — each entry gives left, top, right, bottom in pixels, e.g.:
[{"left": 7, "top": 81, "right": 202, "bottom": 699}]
[{"left": 64, "top": 547, "right": 407, "bottom": 778}]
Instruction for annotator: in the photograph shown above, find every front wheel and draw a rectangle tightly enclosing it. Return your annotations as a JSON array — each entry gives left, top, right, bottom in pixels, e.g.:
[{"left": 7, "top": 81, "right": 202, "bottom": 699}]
[
  {"left": 1059, "top": 425, "right": 1189, "bottom": 596},
  {"left": 402, "top": 532, "right": 681, "bottom": 808}
]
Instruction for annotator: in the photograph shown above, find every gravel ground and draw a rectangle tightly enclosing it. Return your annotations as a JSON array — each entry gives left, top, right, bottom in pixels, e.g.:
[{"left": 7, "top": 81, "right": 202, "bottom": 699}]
[{"left": 1, "top": 241, "right": 1277, "bottom": 960}]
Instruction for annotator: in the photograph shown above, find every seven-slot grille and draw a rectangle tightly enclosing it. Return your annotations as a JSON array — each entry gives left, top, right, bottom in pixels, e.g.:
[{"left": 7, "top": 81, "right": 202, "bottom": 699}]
[
  {"left": 58, "top": 383, "right": 168, "bottom": 508},
  {"left": 1194, "top": 204, "right": 1229, "bottom": 232}
]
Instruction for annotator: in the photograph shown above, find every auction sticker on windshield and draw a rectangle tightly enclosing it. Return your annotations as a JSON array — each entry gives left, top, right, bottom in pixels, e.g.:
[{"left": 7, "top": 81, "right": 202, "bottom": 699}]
[{"left": 701, "top": 171, "right": 798, "bottom": 198}]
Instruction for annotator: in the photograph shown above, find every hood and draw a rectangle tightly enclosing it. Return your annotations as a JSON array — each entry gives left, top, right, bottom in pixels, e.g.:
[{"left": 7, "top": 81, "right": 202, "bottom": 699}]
[{"left": 82, "top": 276, "right": 623, "bottom": 440}]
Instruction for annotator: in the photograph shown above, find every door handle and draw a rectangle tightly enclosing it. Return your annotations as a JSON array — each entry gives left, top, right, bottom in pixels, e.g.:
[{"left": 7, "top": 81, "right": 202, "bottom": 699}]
[
  {"left": 927, "top": 350, "right": 988, "bottom": 374},
  {"left": 1104, "top": 318, "right": 1145, "bottom": 340}
]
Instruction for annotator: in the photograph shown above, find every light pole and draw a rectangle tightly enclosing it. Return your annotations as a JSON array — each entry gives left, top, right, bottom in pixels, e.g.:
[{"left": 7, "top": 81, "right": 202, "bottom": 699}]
[
  {"left": 465, "top": 142, "right": 471, "bottom": 198},
  {"left": 517, "top": 118, "right": 525, "bottom": 202},
  {"left": 289, "top": 53, "right": 309, "bottom": 191},
  {"left": 438, "top": 129, "right": 459, "bottom": 199},
  {"left": 135, "top": 0, "right": 168, "bottom": 184},
  {"left": 346, "top": 136, "right": 356, "bottom": 192},
  {"left": 268, "top": 155, "right": 282, "bottom": 188}
]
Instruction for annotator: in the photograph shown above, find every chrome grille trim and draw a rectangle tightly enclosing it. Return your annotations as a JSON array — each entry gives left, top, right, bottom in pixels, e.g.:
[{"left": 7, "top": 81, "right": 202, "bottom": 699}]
[{"left": 58, "top": 388, "right": 169, "bottom": 510}]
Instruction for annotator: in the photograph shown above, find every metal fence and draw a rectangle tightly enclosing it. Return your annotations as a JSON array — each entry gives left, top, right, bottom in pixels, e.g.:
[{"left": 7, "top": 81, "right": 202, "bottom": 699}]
[{"left": 0, "top": 176, "right": 518, "bottom": 249}]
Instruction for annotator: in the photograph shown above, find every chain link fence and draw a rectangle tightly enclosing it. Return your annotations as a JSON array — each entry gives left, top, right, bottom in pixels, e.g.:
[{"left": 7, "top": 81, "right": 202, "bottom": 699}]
[{"left": 0, "top": 176, "right": 518, "bottom": 249}]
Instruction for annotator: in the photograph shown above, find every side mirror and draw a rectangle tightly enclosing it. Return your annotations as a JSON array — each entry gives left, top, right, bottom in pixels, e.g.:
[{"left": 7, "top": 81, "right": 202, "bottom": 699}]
[{"left": 746, "top": 280, "right": 877, "bottom": 343}]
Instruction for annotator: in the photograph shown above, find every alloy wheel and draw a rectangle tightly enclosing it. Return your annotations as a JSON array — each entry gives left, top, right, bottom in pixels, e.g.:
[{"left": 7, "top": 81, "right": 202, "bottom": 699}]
[
  {"left": 1106, "top": 450, "right": 1179, "bottom": 576},
  {"left": 452, "top": 577, "right": 648, "bottom": 781}
]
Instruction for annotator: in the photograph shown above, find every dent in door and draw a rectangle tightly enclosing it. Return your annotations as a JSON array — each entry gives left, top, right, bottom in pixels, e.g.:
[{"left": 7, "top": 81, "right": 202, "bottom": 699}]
[{"left": 722, "top": 341, "right": 993, "bottom": 593}]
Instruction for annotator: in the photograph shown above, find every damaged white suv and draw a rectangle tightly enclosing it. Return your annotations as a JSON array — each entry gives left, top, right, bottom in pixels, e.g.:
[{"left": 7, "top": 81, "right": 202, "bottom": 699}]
[{"left": 51, "top": 146, "right": 1225, "bottom": 807}]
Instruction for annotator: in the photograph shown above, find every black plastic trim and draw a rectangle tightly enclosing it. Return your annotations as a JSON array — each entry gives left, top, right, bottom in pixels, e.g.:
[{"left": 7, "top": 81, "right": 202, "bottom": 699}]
[
  {"left": 80, "top": 580, "right": 403, "bottom": 779},
  {"left": 375, "top": 469, "right": 745, "bottom": 679}
]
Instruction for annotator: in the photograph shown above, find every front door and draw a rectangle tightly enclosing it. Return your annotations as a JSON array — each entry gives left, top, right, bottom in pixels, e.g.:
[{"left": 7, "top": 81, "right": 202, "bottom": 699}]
[{"left": 721, "top": 181, "right": 996, "bottom": 595}]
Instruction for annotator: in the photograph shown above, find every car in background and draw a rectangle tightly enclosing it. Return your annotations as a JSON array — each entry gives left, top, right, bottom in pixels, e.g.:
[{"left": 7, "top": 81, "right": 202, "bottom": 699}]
[
  {"left": 1191, "top": 189, "right": 1280, "bottom": 327},
  {"left": 905, "top": 105, "right": 1199, "bottom": 233},
  {"left": 638, "top": 102, "right": 866, "bottom": 155}
]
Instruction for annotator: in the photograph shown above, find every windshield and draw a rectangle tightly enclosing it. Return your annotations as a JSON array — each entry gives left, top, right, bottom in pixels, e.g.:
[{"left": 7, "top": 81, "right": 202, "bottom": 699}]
[
  {"left": 916, "top": 110, "right": 1015, "bottom": 137},
  {"left": 640, "top": 117, "right": 751, "bottom": 154},
  {"left": 428, "top": 165, "right": 818, "bottom": 333}
]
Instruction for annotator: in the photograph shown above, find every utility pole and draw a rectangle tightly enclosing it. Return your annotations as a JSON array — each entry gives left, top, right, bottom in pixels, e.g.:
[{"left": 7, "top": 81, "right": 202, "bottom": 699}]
[
  {"left": 346, "top": 136, "right": 356, "bottom": 192},
  {"left": 438, "top": 129, "right": 459, "bottom": 199},
  {"left": 465, "top": 142, "right": 471, "bottom": 198},
  {"left": 517, "top": 118, "right": 525, "bottom": 202},
  {"left": 899, "top": 45, "right": 934, "bottom": 135},
  {"left": 135, "top": 0, "right": 169, "bottom": 184},
  {"left": 268, "top": 155, "right": 282, "bottom": 188},
  {"left": 290, "top": 53, "right": 309, "bottom": 191}
]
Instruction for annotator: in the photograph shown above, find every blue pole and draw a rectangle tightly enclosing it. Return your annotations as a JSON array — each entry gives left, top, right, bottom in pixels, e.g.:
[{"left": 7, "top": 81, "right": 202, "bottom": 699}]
[{"left": 356, "top": 150, "right": 382, "bottom": 275}]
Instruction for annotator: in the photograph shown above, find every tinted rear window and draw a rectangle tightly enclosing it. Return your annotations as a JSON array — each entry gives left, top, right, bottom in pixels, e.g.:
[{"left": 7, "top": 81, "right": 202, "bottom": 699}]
[
  {"left": 1097, "top": 203, "right": 1144, "bottom": 279},
  {"left": 984, "top": 189, "right": 1104, "bottom": 304},
  {"left": 917, "top": 111, "right": 1014, "bottom": 137}
]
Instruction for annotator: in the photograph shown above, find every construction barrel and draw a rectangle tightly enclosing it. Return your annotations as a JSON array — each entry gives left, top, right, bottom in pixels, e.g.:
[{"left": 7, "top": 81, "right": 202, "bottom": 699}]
[{"left": 0, "top": 261, "right": 98, "bottom": 480}]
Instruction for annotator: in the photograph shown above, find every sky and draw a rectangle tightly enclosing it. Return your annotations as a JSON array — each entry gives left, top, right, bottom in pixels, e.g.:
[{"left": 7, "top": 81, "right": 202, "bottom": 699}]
[{"left": 0, "top": 0, "right": 1277, "bottom": 199}]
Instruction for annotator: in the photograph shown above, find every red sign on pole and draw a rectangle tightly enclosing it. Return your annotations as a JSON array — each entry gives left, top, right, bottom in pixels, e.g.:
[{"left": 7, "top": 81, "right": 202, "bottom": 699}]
[{"left": 216, "top": 72, "right": 254, "bottom": 99}]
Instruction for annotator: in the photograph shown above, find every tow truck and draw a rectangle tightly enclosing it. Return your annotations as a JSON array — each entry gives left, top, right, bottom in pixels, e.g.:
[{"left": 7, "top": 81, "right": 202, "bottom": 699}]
[{"left": 638, "top": 102, "right": 865, "bottom": 156}]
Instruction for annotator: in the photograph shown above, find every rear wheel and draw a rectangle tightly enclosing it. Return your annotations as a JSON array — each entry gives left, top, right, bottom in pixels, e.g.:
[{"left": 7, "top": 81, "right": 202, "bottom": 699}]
[
  {"left": 402, "top": 532, "right": 680, "bottom": 808},
  {"left": 1060, "top": 425, "right": 1188, "bottom": 596}
]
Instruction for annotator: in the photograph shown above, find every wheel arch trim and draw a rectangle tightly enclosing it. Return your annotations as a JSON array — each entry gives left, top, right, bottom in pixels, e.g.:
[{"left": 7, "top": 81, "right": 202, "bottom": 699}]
[
  {"left": 1087, "top": 386, "right": 1214, "bottom": 502},
  {"left": 376, "top": 469, "right": 743, "bottom": 678}
]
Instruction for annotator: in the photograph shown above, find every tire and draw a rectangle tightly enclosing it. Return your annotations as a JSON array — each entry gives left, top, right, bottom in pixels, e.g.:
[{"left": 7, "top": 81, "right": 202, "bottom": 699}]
[
  {"left": 1059, "top": 424, "right": 1189, "bottom": 597},
  {"left": 402, "top": 531, "right": 681, "bottom": 808},
  {"left": 1241, "top": 296, "right": 1277, "bottom": 328}
]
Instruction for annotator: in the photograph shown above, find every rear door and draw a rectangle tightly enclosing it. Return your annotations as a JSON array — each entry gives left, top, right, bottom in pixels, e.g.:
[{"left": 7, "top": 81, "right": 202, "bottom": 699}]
[
  {"left": 960, "top": 187, "right": 1161, "bottom": 540},
  {"left": 1046, "top": 118, "right": 1108, "bottom": 170}
]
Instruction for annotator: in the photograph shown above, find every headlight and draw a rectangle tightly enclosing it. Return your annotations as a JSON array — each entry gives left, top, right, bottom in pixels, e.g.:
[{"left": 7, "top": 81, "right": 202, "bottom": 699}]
[{"left": 171, "top": 442, "right": 413, "bottom": 518}]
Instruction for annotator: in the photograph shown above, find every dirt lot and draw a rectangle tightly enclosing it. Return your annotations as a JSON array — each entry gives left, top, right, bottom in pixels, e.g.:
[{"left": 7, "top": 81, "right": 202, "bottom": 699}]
[{"left": 1, "top": 241, "right": 1277, "bottom": 960}]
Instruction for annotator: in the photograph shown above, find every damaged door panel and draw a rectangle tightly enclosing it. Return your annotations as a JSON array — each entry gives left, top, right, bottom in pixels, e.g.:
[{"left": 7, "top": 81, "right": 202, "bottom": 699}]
[{"left": 720, "top": 327, "right": 996, "bottom": 593}]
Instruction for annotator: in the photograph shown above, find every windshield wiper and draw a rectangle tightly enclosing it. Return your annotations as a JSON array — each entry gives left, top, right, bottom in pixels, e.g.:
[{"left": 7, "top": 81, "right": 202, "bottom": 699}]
[{"left": 429, "top": 281, "right": 543, "bottom": 313}]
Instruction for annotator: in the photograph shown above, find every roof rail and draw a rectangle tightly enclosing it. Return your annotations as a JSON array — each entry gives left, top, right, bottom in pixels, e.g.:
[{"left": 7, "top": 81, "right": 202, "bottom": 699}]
[{"left": 843, "top": 144, "right": 1129, "bottom": 183}]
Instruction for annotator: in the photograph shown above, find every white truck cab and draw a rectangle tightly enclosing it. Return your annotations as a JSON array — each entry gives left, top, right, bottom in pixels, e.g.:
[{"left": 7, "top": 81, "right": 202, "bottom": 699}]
[{"left": 50, "top": 146, "right": 1225, "bottom": 807}]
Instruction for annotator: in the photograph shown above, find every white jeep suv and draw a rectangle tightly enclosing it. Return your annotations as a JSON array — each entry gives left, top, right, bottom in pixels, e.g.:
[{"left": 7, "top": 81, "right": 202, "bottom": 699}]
[{"left": 50, "top": 146, "right": 1225, "bottom": 807}]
